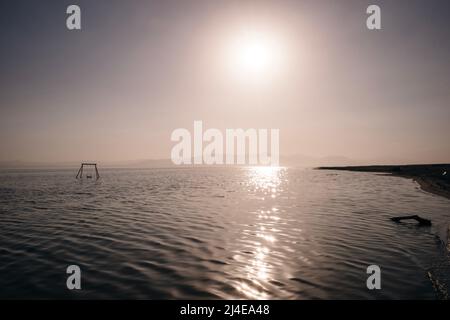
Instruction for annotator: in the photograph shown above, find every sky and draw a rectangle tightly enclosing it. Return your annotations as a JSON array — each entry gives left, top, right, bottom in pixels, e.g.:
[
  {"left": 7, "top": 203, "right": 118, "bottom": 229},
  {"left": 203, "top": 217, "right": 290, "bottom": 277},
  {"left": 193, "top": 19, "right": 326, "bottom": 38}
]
[{"left": 1, "top": 0, "right": 449, "bottom": 165}]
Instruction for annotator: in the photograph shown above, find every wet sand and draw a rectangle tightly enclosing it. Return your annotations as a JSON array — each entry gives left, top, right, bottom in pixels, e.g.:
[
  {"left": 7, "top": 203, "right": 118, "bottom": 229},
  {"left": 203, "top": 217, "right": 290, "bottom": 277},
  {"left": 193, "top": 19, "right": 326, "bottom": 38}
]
[{"left": 317, "top": 164, "right": 450, "bottom": 200}]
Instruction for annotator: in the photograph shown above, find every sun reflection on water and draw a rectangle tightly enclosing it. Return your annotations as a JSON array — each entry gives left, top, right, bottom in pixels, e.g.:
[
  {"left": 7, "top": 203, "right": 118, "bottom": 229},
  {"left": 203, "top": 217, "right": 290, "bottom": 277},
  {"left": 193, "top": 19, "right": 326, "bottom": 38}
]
[
  {"left": 245, "top": 166, "right": 284, "bottom": 197},
  {"left": 234, "top": 166, "right": 286, "bottom": 299}
]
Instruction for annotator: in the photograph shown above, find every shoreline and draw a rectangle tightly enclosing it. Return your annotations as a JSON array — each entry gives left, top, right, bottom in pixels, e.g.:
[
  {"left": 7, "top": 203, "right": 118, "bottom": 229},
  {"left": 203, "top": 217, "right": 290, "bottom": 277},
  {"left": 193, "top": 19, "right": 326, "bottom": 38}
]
[{"left": 317, "top": 164, "right": 450, "bottom": 200}]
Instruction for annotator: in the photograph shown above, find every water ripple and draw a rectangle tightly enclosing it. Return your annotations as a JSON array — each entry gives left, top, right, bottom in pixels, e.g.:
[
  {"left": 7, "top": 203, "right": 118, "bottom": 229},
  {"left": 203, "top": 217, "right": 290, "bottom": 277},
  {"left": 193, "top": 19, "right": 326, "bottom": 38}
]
[{"left": 0, "top": 167, "right": 449, "bottom": 299}]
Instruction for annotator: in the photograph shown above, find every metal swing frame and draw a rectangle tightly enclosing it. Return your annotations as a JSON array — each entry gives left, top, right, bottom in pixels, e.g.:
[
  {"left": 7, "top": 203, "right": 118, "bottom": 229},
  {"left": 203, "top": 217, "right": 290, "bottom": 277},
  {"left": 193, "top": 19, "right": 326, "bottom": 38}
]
[{"left": 76, "top": 163, "right": 100, "bottom": 180}]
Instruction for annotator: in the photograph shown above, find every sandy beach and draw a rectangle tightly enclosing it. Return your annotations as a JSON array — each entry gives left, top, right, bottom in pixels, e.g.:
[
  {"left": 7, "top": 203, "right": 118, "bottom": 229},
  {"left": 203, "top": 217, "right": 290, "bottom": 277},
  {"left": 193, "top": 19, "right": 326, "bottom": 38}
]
[{"left": 317, "top": 164, "right": 450, "bottom": 200}]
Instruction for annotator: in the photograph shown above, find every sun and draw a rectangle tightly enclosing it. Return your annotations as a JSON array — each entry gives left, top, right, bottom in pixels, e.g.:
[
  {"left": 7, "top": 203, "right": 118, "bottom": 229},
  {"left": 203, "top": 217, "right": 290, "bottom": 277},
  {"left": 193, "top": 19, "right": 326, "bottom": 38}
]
[
  {"left": 235, "top": 34, "right": 273, "bottom": 73},
  {"left": 226, "top": 29, "right": 282, "bottom": 82}
]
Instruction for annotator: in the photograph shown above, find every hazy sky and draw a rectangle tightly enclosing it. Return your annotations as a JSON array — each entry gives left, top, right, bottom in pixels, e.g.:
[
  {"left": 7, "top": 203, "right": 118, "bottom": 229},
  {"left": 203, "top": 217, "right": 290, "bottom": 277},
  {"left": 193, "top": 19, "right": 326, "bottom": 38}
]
[{"left": 1, "top": 0, "right": 449, "bottom": 164}]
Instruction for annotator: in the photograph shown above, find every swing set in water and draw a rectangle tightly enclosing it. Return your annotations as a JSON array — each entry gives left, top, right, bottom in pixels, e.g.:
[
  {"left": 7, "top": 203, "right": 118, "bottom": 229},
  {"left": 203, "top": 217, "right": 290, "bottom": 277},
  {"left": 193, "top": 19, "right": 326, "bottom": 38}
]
[{"left": 75, "top": 163, "right": 100, "bottom": 180}]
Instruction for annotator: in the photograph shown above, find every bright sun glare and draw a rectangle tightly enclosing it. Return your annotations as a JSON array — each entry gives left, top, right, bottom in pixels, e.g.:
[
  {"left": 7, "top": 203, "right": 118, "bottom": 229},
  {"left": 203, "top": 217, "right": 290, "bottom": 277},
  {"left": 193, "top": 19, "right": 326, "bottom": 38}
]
[{"left": 227, "top": 30, "right": 282, "bottom": 81}]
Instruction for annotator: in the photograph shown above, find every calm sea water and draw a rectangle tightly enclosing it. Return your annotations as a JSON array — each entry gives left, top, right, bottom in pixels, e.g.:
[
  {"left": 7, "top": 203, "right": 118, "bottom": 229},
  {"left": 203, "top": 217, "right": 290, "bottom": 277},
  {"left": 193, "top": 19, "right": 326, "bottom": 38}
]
[{"left": 0, "top": 167, "right": 449, "bottom": 299}]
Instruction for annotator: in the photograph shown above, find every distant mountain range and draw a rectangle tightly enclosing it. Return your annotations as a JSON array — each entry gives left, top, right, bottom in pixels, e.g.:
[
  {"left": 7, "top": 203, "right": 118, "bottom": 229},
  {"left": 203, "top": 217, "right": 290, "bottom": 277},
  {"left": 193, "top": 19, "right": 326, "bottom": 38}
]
[{"left": 0, "top": 154, "right": 412, "bottom": 169}]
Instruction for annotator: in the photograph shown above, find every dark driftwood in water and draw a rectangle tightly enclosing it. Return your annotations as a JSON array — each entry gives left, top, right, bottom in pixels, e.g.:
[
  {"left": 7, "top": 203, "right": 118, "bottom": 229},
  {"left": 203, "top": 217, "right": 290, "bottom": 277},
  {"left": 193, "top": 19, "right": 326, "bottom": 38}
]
[{"left": 390, "top": 215, "right": 432, "bottom": 226}]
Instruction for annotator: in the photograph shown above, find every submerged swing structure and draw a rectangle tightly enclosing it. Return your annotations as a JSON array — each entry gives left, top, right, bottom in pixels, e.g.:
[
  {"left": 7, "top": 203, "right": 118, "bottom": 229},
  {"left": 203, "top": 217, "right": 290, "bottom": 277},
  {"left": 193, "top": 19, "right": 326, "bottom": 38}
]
[{"left": 76, "top": 163, "right": 100, "bottom": 180}]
